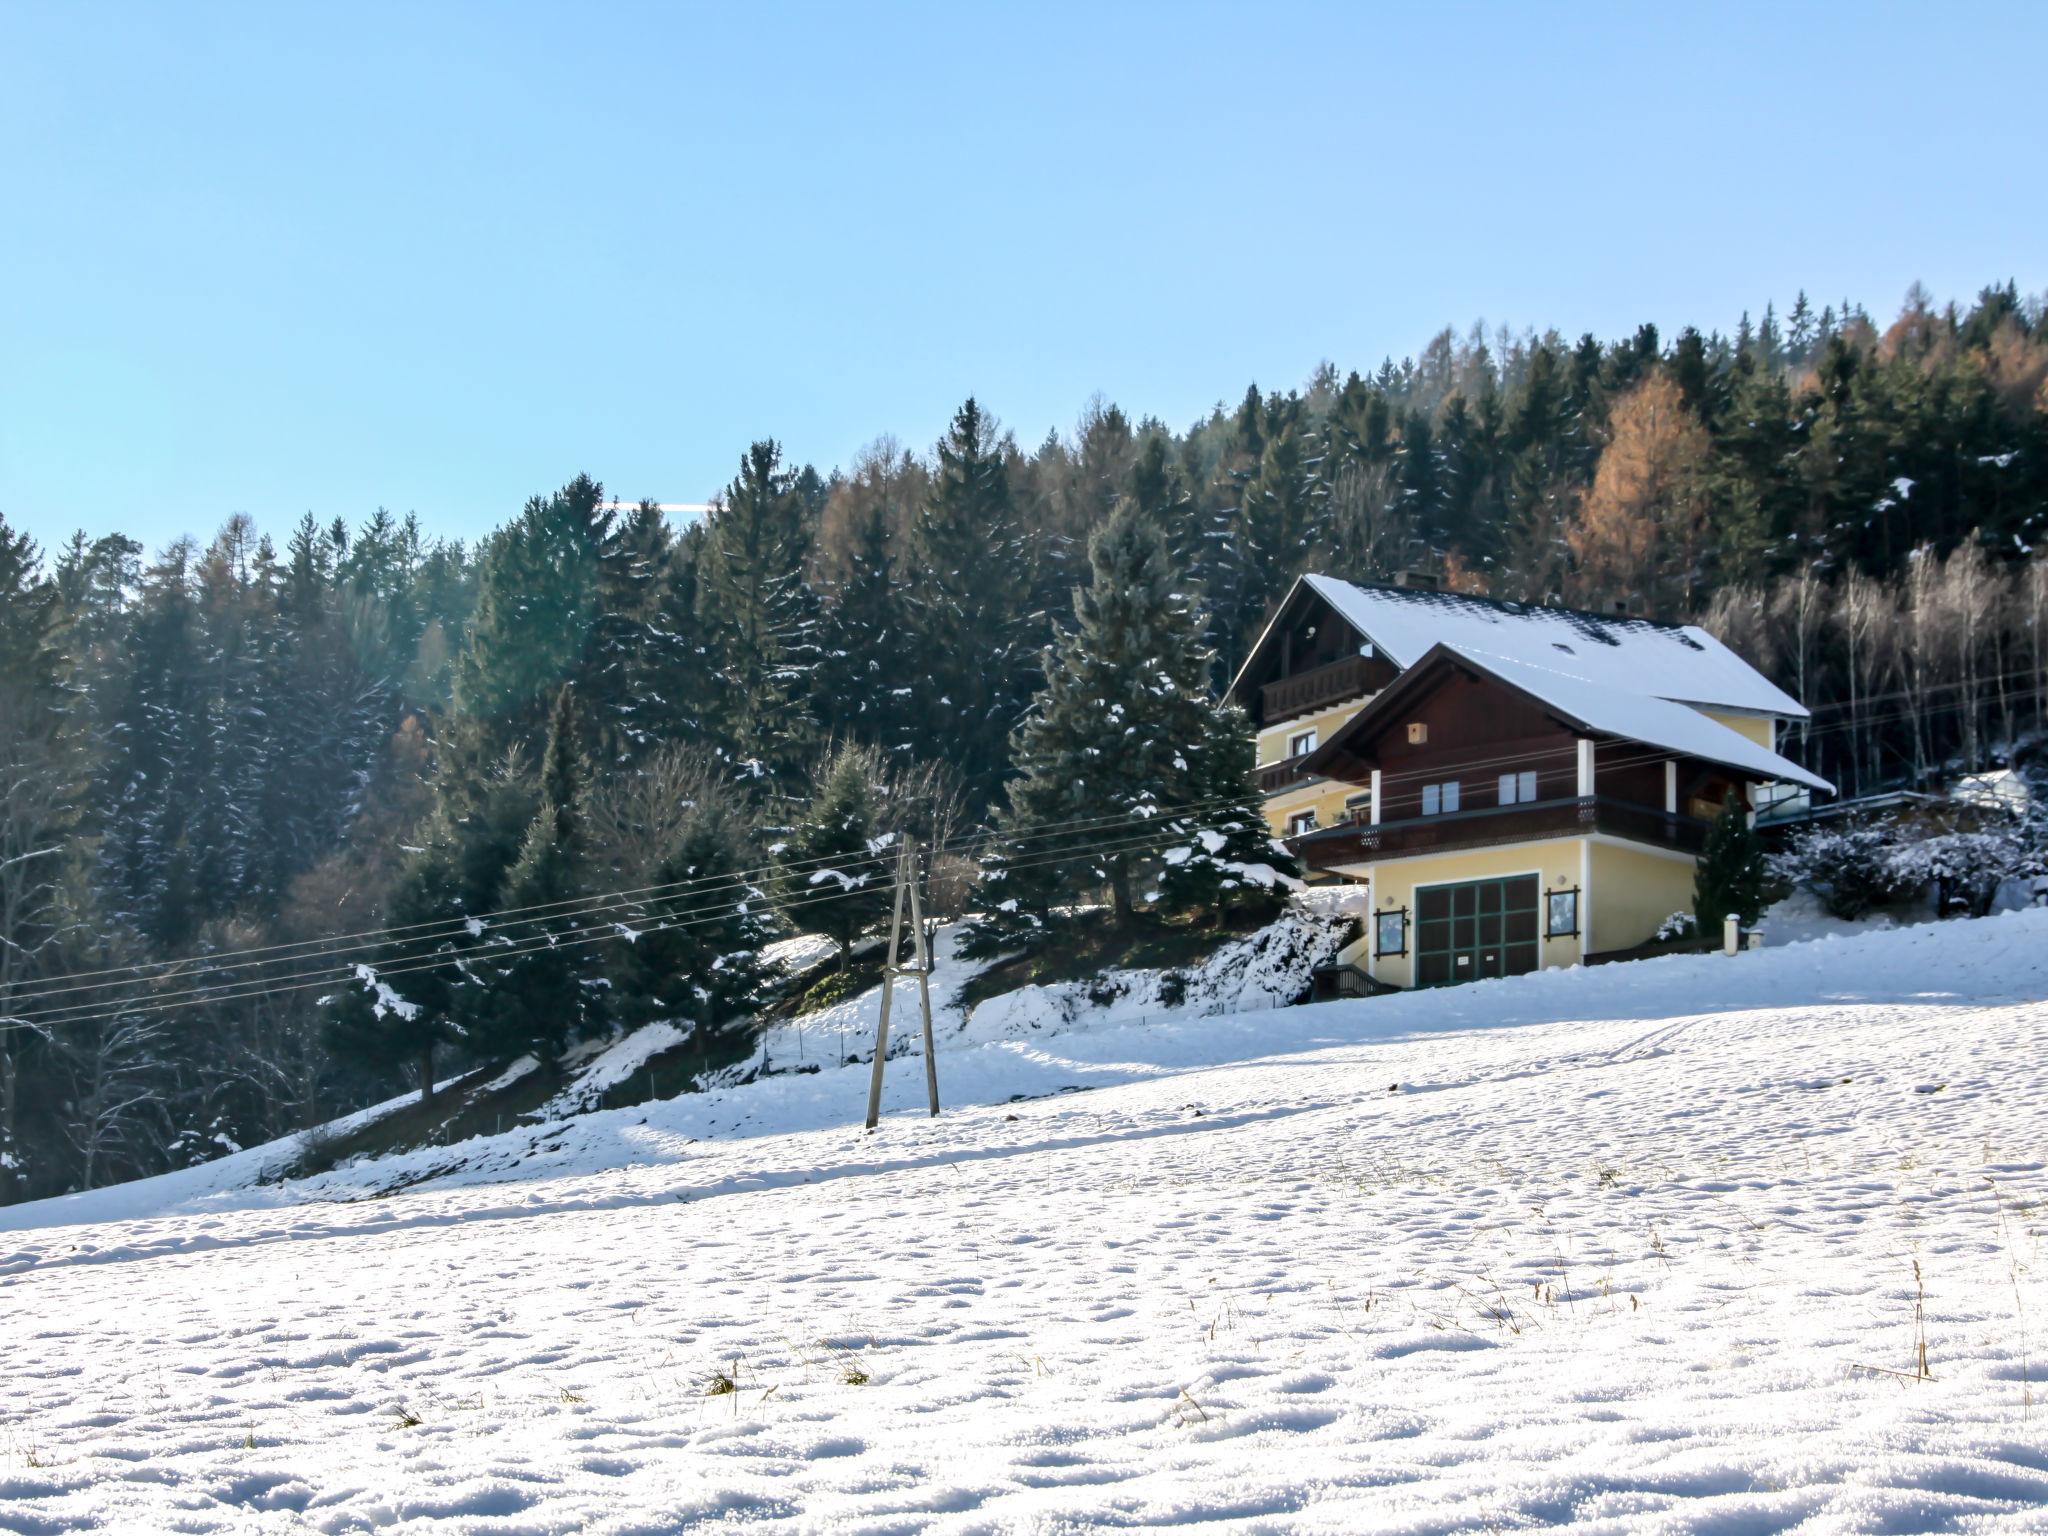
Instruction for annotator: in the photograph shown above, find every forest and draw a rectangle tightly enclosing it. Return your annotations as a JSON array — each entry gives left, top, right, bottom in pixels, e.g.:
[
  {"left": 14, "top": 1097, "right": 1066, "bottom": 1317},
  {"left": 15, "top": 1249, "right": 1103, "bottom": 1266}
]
[{"left": 2, "top": 280, "right": 2046, "bottom": 1203}]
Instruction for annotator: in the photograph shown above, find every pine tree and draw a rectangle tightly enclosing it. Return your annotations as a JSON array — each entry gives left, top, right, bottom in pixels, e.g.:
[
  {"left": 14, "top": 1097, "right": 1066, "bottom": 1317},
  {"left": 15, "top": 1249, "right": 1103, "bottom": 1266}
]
[
  {"left": 1694, "top": 790, "right": 1768, "bottom": 935},
  {"left": 323, "top": 839, "right": 468, "bottom": 1103},
  {"left": 468, "top": 687, "right": 602, "bottom": 1061},
  {"left": 815, "top": 498, "right": 917, "bottom": 757},
  {"left": 966, "top": 501, "right": 1296, "bottom": 950},
  {"left": 608, "top": 796, "right": 775, "bottom": 1041},
  {"left": 696, "top": 442, "right": 821, "bottom": 793},
  {"left": 906, "top": 399, "right": 1039, "bottom": 809},
  {"left": 450, "top": 477, "right": 609, "bottom": 770},
  {"left": 775, "top": 745, "right": 895, "bottom": 963}
]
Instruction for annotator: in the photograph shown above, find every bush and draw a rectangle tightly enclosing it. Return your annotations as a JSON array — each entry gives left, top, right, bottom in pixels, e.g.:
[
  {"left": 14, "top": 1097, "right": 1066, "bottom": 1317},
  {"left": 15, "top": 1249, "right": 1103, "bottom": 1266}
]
[
  {"left": 1887, "top": 829, "right": 2043, "bottom": 918},
  {"left": 1769, "top": 822, "right": 1921, "bottom": 920}
]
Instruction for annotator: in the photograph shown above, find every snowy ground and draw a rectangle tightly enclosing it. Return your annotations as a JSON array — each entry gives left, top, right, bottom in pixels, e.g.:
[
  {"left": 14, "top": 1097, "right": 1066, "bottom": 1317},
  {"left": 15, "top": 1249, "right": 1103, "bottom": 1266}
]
[{"left": 3, "top": 911, "right": 2047, "bottom": 1532}]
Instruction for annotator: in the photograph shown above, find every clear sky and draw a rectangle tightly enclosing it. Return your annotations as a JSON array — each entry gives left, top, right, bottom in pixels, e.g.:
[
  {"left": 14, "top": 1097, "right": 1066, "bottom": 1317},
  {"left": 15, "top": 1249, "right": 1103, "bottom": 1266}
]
[{"left": 3, "top": 1, "right": 2042, "bottom": 554}]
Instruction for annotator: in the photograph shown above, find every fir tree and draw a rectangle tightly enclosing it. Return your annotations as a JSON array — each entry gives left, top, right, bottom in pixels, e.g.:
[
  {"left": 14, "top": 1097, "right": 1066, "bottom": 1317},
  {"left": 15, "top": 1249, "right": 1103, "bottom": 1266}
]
[
  {"left": 966, "top": 500, "right": 1296, "bottom": 950},
  {"left": 450, "top": 476, "right": 610, "bottom": 770},
  {"left": 323, "top": 839, "right": 468, "bottom": 1103},
  {"left": 608, "top": 797, "right": 776, "bottom": 1042},
  {"left": 696, "top": 442, "right": 821, "bottom": 792},
  {"left": 1694, "top": 790, "right": 1768, "bottom": 935},
  {"left": 775, "top": 745, "right": 894, "bottom": 963},
  {"left": 906, "top": 399, "right": 1038, "bottom": 809},
  {"left": 469, "top": 687, "right": 602, "bottom": 1061},
  {"left": 815, "top": 498, "right": 917, "bottom": 757}
]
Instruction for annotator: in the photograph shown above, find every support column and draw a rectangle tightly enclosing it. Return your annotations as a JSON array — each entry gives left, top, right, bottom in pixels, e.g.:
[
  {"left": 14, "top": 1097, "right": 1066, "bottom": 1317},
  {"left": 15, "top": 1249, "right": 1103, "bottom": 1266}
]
[
  {"left": 1664, "top": 759, "right": 1678, "bottom": 815},
  {"left": 1576, "top": 738, "right": 1596, "bottom": 798},
  {"left": 1369, "top": 769, "right": 1382, "bottom": 825}
]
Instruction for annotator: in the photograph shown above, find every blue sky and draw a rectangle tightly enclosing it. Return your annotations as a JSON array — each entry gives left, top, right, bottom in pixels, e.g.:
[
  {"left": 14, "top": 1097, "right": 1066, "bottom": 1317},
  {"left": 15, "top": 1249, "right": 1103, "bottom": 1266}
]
[{"left": 3, "top": 1, "right": 2042, "bottom": 553}]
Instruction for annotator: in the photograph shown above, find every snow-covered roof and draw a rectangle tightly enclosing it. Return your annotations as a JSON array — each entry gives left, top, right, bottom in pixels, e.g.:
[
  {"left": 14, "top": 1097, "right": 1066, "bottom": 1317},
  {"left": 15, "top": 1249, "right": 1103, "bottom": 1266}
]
[
  {"left": 1411, "top": 645, "right": 1834, "bottom": 794},
  {"left": 1272, "top": 575, "right": 1808, "bottom": 720}
]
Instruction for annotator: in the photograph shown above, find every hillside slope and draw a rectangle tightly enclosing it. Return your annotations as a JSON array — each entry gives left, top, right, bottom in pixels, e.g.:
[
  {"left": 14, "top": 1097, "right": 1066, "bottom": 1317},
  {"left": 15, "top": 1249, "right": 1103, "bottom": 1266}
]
[{"left": 2, "top": 911, "right": 2045, "bottom": 1532}]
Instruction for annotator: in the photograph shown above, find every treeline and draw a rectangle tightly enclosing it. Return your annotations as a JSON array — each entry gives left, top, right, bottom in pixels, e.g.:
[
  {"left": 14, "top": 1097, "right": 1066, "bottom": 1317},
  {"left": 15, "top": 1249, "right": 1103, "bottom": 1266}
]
[{"left": 1, "top": 280, "right": 2045, "bottom": 1202}]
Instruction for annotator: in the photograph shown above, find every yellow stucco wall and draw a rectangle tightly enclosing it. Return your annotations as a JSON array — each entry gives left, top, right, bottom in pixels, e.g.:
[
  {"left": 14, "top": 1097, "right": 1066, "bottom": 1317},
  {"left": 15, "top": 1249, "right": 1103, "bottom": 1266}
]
[
  {"left": 1343, "top": 837, "right": 1588, "bottom": 989},
  {"left": 1588, "top": 839, "right": 1698, "bottom": 956},
  {"left": 1262, "top": 777, "right": 1367, "bottom": 838},
  {"left": 1701, "top": 711, "right": 1775, "bottom": 750},
  {"left": 1255, "top": 699, "right": 1374, "bottom": 766}
]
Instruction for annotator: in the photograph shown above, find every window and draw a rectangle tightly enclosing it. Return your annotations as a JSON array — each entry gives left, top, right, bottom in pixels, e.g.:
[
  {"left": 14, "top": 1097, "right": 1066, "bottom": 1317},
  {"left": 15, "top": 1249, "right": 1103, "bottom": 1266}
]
[
  {"left": 1375, "top": 909, "right": 1407, "bottom": 957},
  {"left": 1344, "top": 791, "right": 1373, "bottom": 821},
  {"left": 1546, "top": 888, "right": 1579, "bottom": 938},
  {"left": 1420, "top": 780, "right": 1460, "bottom": 816},
  {"left": 1498, "top": 770, "right": 1538, "bottom": 805},
  {"left": 1286, "top": 809, "right": 1318, "bottom": 837},
  {"left": 1288, "top": 728, "right": 1318, "bottom": 758}
]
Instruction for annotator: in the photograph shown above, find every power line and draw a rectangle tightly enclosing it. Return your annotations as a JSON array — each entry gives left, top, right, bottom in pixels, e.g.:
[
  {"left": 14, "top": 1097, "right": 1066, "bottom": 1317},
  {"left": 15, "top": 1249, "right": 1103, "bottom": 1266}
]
[
  {"left": 11, "top": 661, "right": 2038, "bottom": 1017},
  {"left": 10, "top": 820, "right": 1243, "bottom": 1031},
  {"left": 1, "top": 790, "right": 1268, "bottom": 1006}
]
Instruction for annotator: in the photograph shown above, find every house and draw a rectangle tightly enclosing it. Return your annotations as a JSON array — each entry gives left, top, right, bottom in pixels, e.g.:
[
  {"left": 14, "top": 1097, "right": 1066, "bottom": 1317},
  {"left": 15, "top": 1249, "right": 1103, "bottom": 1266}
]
[{"left": 1226, "top": 576, "right": 1831, "bottom": 988}]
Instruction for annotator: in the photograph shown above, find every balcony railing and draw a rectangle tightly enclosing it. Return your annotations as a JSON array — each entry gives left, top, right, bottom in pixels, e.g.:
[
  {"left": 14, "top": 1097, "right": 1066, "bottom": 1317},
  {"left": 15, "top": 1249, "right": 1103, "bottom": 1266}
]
[
  {"left": 1256, "top": 753, "right": 1317, "bottom": 794},
  {"left": 1256, "top": 653, "right": 1377, "bottom": 725},
  {"left": 1293, "top": 795, "right": 1709, "bottom": 871}
]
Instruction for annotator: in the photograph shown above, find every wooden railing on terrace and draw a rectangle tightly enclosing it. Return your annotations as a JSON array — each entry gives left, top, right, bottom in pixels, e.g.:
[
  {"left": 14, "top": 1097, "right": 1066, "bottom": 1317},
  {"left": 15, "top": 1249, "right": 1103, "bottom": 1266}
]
[{"left": 1294, "top": 795, "right": 1709, "bottom": 870}]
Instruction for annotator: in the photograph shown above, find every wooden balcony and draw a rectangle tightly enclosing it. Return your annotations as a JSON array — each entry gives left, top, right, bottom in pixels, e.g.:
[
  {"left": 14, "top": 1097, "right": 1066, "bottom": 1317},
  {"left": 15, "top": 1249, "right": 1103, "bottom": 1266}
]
[
  {"left": 1256, "top": 753, "right": 1316, "bottom": 794},
  {"left": 1256, "top": 653, "right": 1377, "bottom": 726},
  {"left": 1293, "top": 795, "right": 1709, "bottom": 871}
]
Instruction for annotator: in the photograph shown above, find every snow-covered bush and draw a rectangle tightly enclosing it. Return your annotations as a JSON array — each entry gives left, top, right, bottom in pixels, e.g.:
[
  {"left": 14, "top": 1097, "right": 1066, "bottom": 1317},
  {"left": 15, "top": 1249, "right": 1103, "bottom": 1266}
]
[
  {"left": 1773, "top": 811, "right": 2045, "bottom": 921},
  {"left": 1885, "top": 828, "right": 2043, "bottom": 918},
  {"left": 1655, "top": 911, "right": 1697, "bottom": 942},
  {"left": 1769, "top": 823, "right": 1923, "bottom": 920}
]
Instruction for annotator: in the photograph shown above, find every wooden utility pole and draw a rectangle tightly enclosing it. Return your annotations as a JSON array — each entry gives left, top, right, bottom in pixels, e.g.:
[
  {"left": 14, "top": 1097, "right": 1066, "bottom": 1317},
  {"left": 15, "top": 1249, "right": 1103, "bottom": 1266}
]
[{"left": 863, "top": 837, "right": 938, "bottom": 1130}]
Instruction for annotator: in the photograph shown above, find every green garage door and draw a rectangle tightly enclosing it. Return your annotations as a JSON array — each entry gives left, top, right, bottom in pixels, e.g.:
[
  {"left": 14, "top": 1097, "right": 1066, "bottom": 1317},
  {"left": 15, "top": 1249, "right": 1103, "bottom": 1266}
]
[{"left": 1415, "top": 875, "right": 1540, "bottom": 988}]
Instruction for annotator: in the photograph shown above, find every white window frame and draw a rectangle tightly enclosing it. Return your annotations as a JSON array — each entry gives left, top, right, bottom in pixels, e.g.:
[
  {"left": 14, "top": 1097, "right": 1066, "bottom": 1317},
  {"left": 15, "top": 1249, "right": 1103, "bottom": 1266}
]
[
  {"left": 1287, "top": 728, "right": 1318, "bottom": 758},
  {"left": 1286, "top": 808, "right": 1318, "bottom": 837},
  {"left": 1498, "top": 770, "right": 1538, "bottom": 805}
]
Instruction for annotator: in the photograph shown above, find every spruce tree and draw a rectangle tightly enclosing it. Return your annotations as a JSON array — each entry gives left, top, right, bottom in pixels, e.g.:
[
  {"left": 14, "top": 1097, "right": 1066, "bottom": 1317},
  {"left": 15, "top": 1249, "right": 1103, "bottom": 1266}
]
[
  {"left": 815, "top": 499, "right": 917, "bottom": 757},
  {"left": 967, "top": 500, "right": 1296, "bottom": 949},
  {"left": 695, "top": 442, "right": 820, "bottom": 793},
  {"left": 906, "top": 399, "right": 1038, "bottom": 811},
  {"left": 323, "top": 839, "right": 468, "bottom": 1103},
  {"left": 608, "top": 797, "right": 776, "bottom": 1040},
  {"left": 775, "top": 745, "right": 895, "bottom": 963},
  {"left": 450, "top": 476, "right": 611, "bottom": 771},
  {"left": 1694, "top": 790, "right": 1768, "bottom": 936},
  {"left": 470, "top": 687, "right": 602, "bottom": 1061}
]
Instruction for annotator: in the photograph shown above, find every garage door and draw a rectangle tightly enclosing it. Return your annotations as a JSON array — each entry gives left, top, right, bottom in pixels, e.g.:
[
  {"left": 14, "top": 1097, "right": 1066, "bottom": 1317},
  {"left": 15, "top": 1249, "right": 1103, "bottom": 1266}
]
[{"left": 1415, "top": 875, "right": 1540, "bottom": 987}]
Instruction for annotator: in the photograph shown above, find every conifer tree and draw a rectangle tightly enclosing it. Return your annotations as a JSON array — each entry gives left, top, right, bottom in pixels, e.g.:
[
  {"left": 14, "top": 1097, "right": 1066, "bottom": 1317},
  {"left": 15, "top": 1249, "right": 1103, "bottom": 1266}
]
[
  {"left": 450, "top": 479, "right": 608, "bottom": 769},
  {"left": 774, "top": 745, "right": 895, "bottom": 963},
  {"left": 1694, "top": 790, "right": 1768, "bottom": 935},
  {"left": 469, "top": 687, "right": 602, "bottom": 1061},
  {"left": 696, "top": 442, "right": 820, "bottom": 792},
  {"left": 323, "top": 839, "right": 468, "bottom": 1103},
  {"left": 608, "top": 797, "right": 775, "bottom": 1039},
  {"left": 906, "top": 399, "right": 1038, "bottom": 809},
  {"left": 966, "top": 501, "right": 1296, "bottom": 950},
  {"left": 815, "top": 499, "right": 917, "bottom": 757}
]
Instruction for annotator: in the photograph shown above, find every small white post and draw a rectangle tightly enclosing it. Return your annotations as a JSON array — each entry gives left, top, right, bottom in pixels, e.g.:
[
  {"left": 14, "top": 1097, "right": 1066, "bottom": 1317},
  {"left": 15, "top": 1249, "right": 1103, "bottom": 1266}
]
[
  {"left": 1723, "top": 913, "right": 1739, "bottom": 957},
  {"left": 1368, "top": 769, "right": 1382, "bottom": 825},
  {"left": 1577, "top": 738, "right": 1596, "bottom": 798},
  {"left": 1664, "top": 760, "right": 1678, "bottom": 815}
]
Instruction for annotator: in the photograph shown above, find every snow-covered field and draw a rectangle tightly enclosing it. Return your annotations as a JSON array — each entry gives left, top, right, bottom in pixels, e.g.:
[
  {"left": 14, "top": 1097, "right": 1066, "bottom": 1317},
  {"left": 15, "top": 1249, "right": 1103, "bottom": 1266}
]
[{"left": 4, "top": 911, "right": 2047, "bottom": 1532}]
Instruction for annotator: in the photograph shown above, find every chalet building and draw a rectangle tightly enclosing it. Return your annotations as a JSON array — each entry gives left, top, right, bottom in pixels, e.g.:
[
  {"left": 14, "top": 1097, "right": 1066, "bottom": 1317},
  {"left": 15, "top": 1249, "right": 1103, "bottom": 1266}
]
[{"left": 1226, "top": 576, "right": 1831, "bottom": 989}]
